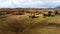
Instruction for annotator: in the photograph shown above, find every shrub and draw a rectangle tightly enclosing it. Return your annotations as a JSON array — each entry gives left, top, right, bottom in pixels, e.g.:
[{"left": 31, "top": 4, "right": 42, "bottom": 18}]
[
  {"left": 0, "top": 12, "right": 7, "bottom": 15},
  {"left": 43, "top": 12, "right": 51, "bottom": 17},
  {"left": 43, "top": 11, "right": 54, "bottom": 17},
  {"left": 29, "top": 14, "right": 39, "bottom": 18},
  {"left": 12, "top": 11, "right": 25, "bottom": 15},
  {"left": 26, "top": 11, "right": 31, "bottom": 13},
  {"left": 19, "top": 12, "right": 25, "bottom": 15},
  {"left": 55, "top": 10, "right": 58, "bottom": 15}
]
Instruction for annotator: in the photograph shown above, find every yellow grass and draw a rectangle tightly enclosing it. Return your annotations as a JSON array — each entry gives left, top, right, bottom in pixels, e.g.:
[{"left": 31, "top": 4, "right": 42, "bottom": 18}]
[{"left": 0, "top": 14, "right": 60, "bottom": 34}]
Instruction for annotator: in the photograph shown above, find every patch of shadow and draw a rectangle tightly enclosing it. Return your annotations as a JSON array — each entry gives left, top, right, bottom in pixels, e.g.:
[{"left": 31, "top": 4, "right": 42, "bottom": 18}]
[
  {"left": 48, "top": 23, "right": 60, "bottom": 27},
  {"left": 0, "top": 15, "right": 8, "bottom": 19}
]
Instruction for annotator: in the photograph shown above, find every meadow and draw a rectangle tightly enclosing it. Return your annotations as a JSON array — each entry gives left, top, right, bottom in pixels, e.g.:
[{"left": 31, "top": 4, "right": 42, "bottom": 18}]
[{"left": 0, "top": 8, "right": 60, "bottom": 34}]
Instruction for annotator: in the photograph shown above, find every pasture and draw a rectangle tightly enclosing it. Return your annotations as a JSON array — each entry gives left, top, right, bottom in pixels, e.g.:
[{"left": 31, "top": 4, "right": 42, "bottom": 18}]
[{"left": 0, "top": 14, "right": 60, "bottom": 34}]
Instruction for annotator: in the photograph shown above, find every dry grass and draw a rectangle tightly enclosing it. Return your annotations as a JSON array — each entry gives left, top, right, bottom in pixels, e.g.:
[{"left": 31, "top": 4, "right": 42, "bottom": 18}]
[{"left": 0, "top": 14, "right": 60, "bottom": 34}]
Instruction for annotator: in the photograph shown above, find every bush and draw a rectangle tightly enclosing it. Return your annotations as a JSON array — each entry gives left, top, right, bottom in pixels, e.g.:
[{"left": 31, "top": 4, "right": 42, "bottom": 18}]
[
  {"left": 19, "top": 12, "right": 25, "bottom": 15},
  {"left": 29, "top": 14, "right": 39, "bottom": 18},
  {"left": 55, "top": 10, "right": 58, "bottom": 15},
  {"left": 0, "top": 12, "right": 7, "bottom": 15},
  {"left": 12, "top": 12, "right": 25, "bottom": 15}
]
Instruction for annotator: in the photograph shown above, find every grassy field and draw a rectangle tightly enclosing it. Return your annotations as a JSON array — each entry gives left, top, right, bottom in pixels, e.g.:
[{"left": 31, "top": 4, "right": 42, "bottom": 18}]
[{"left": 0, "top": 14, "right": 60, "bottom": 34}]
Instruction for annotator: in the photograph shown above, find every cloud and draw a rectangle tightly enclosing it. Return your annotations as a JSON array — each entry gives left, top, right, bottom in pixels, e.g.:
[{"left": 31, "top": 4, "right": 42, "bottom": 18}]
[
  {"left": 0, "top": 0, "right": 13, "bottom": 8},
  {"left": 0, "top": 0, "right": 60, "bottom": 8}
]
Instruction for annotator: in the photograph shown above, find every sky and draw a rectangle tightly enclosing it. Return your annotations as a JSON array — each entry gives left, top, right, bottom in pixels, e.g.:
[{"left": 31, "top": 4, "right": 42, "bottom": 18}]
[{"left": 0, "top": 0, "right": 60, "bottom": 8}]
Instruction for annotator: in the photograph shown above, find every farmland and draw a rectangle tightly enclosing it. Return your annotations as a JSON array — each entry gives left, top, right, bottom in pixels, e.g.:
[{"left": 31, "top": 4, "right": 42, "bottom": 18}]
[{"left": 0, "top": 8, "right": 60, "bottom": 34}]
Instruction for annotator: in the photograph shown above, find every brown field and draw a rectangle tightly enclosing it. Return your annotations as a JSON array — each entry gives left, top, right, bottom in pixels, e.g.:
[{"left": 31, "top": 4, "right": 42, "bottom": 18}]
[{"left": 0, "top": 8, "right": 60, "bottom": 34}]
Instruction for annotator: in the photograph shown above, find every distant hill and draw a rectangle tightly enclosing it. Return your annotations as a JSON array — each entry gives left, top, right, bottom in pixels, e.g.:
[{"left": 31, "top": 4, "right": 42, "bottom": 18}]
[{"left": 55, "top": 6, "right": 60, "bottom": 9}]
